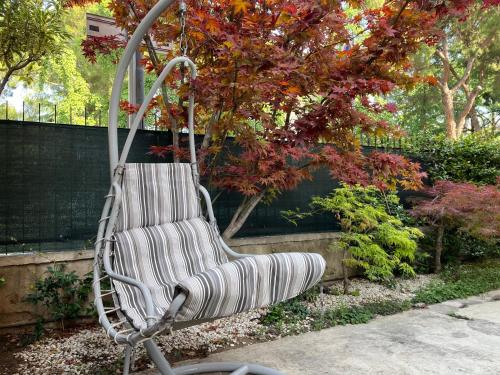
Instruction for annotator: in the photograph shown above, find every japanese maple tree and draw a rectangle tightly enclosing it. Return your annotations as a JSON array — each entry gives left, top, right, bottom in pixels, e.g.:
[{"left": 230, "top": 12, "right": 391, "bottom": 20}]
[
  {"left": 75, "top": 0, "right": 478, "bottom": 239},
  {"left": 412, "top": 180, "right": 500, "bottom": 272}
]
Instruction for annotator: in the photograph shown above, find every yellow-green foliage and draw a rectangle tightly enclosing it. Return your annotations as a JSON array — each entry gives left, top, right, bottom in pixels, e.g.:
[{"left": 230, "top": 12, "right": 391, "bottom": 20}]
[{"left": 290, "top": 185, "right": 423, "bottom": 281}]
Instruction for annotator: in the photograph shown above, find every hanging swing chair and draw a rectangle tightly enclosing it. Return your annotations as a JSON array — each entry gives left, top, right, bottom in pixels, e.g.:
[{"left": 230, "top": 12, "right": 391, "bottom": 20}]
[{"left": 93, "top": 1, "right": 326, "bottom": 374}]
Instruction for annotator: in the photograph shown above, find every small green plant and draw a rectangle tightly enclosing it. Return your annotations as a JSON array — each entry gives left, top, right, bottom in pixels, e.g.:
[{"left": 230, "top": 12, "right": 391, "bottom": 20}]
[
  {"left": 413, "top": 260, "right": 500, "bottom": 305},
  {"left": 0, "top": 276, "right": 5, "bottom": 287},
  {"left": 261, "top": 297, "right": 310, "bottom": 327},
  {"left": 284, "top": 185, "right": 423, "bottom": 291},
  {"left": 25, "top": 263, "right": 93, "bottom": 332},
  {"left": 311, "top": 299, "right": 412, "bottom": 331}
]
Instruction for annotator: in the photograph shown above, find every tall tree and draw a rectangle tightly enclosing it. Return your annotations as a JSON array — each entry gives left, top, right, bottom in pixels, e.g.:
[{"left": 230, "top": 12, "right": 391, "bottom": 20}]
[
  {"left": 25, "top": 3, "right": 120, "bottom": 125},
  {"left": 0, "top": 0, "right": 68, "bottom": 96},
  {"left": 79, "top": 0, "right": 478, "bottom": 239},
  {"left": 434, "top": 2, "right": 499, "bottom": 139}
]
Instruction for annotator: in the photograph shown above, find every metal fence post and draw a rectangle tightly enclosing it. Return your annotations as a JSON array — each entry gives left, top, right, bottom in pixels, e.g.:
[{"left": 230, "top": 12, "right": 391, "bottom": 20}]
[
  {"left": 54, "top": 104, "right": 57, "bottom": 123},
  {"left": 84, "top": 106, "right": 87, "bottom": 126},
  {"left": 5, "top": 101, "right": 7, "bottom": 120},
  {"left": 22, "top": 102, "right": 25, "bottom": 121},
  {"left": 38, "top": 103, "right": 41, "bottom": 122}
]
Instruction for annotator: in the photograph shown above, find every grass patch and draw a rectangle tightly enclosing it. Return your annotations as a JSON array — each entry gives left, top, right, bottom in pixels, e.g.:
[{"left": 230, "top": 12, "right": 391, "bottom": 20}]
[
  {"left": 262, "top": 260, "right": 500, "bottom": 337},
  {"left": 260, "top": 298, "right": 310, "bottom": 327},
  {"left": 261, "top": 297, "right": 412, "bottom": 334},
  {"left": 412, "top": 259, "right": 500, "bottom": 305},
  {"left": 310, "top": 300, "right": 412, "bottom": 331}
]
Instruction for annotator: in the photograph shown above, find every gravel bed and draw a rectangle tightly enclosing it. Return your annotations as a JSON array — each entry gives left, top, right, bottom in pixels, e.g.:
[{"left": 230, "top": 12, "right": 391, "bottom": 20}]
[
  {"left": 12, "top": 276, "right": 435, "bottom": 375},
  {"left": 309, "top": 274, "right": 436, "bottom": 311},
  {"left": 13, "top": 310, "right": 269, "bottom": 375}
]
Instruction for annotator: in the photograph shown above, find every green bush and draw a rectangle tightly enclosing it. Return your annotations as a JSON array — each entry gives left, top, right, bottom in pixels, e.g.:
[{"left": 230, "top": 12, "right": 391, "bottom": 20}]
[
  {"left": 284, "top": 185, "right": 423, "bottom": 282},
  {"left": 443, "top": 231, "right": 500, "bottom": 262},
  {"left": 413, "top": 260, "right": 500, "bottom": 304},
  {"left": 412, "top": 133, "right": 500, "bottom": 185},
  {"left": 25, "top": 264, "right": 93, "bottom": 331}
]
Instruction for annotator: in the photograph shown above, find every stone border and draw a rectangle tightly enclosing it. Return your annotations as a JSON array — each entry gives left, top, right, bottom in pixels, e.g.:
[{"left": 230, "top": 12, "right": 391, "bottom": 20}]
[{"left": 0, "top": 232, "right": 346, "bottom": 329}]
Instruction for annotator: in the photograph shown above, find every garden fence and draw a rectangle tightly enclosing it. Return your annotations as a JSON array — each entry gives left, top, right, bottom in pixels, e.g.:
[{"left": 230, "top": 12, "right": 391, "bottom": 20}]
[
  {"left": 0, "top": 118, "right": 413, "bottom": 254},
  {"left": 0, "top": 120, "right": 335, "bottom": 254},
  {"left": 0, "top": 100, "right": 414, "bottom": 148}
]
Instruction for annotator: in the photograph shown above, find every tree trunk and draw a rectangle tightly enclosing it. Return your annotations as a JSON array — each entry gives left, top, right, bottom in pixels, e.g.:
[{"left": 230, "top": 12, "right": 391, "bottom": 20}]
[
  {"left": 0, "top": 62, "right": 31, "bottom": 97},
  {"left": 434, "top": 223, "right": 445, "bottom": 273},
  {"left": 0, "top": 71, "right": 13, "bottom": 97},
  {"left": 341, "top": 249, "right": 350, "bottom": 294},
  {"left": 470, "top": 107, "right": 480, "bottom": 132},
  {"left": 441, "top": 89, "right": 457, "bottom": 140},
  {"left": 222, "top": 191, "right": 265, "bottom": 240}
]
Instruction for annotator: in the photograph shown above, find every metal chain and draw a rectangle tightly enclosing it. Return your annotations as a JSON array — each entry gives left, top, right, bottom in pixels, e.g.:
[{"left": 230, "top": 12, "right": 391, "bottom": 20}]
[{"left": 179, "top": 1, "right": 188, "bottom": 56}]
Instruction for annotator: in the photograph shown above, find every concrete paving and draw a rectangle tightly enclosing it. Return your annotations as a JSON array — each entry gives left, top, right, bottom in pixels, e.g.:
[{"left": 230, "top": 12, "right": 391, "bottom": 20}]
[{"left": 139, "top": 290, "right": 500, "bottom": 375}]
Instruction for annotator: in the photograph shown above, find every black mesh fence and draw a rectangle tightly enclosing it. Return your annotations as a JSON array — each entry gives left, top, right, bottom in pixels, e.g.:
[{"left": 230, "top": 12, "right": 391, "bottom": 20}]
[{"left": 1, "top": 120, "right": 340, "bottom": 254}]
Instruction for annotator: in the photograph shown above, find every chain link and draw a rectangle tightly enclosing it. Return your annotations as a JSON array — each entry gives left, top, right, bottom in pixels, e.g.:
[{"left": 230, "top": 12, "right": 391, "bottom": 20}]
[{"left": 179, "top": 1, "right": 188, "bottom": 56}]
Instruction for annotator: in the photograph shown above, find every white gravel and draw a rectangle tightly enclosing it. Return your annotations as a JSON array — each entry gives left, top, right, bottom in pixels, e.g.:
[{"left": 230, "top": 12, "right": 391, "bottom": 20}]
[
  {"left": 310, "top": 274, "right": 435, "bottom": 311},
  {"left": 12, "top": 276, "right": 435, "bottom": 375}
]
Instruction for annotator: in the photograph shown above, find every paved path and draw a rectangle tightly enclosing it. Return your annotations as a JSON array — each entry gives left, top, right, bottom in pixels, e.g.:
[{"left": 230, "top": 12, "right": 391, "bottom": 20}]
[{"left": 140, "top": 290, "right": 500, "bottom": 375}]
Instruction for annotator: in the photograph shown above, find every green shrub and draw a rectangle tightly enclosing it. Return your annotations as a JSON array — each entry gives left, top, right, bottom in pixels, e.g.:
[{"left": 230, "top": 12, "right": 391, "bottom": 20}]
[
  {"left": 284, "top": 185, "right": 423, "bottom": 283},
  {"left": 413, "top": 260, "right": 500, "bottom": 304},
  {"left": 412, "top": 133, "right": 500, "bottom": 185},
  {"left": 25, "top": 263, "right": 93, "bottom": 331},
  {"left": 443, "top": 231, "right": 500, "bottom": 261}
]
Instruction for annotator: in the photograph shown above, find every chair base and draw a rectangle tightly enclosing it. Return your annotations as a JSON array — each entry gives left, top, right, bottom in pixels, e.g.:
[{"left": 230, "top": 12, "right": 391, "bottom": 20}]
[
  {"left": 172, "top": 362, "right": 284, "bottom": 375},
  {"left": 143, "top": 339, "right": 284, "bottom": 375}
]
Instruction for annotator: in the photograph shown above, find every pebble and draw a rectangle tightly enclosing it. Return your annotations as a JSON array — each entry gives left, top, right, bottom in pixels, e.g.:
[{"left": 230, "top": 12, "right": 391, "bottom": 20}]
[{"left": 14, "top": 276, "right": 434, "bottom": 374}]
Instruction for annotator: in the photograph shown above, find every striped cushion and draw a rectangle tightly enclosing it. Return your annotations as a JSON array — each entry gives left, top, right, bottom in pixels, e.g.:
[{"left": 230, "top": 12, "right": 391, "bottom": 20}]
[
  {"left": 112, "top": 162, "right": 326, "bottom": 330},
  {"left": 116, "top": 163, "right": 200, "bottom": 231},
  {"left": 113, "top": 218, "right": 228, "bottom": 329},
  {"left": 175, "top": 252, "right": 326, "bottom": 322}
]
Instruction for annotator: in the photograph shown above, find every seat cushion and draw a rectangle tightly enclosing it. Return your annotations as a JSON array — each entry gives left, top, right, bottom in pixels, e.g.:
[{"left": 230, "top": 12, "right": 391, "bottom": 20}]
[
  {"left": 114, "top": 240, "right": 325, "bottom": 329},
  {"left": 116, "top": 163, "right": 201, "bottom": 231},
  {"left": 175, "top": 253, "right": 326, "bottom": 322},
  {"left": 113, "top": 218, "right": 228, "bottom": 329}
]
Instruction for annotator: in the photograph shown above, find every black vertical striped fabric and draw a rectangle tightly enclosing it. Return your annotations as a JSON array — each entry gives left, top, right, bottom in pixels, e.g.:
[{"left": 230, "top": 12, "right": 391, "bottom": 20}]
[
  {"left": 113, "top": 217, "right": 228, "bottom": 328},
  {"left": 116, "top": 163, "right": 200, "bottom": 231},
  {"left": 112, "top": 163, "right": 326, "bottom": 330},
  {"left": 175, "top": 252, "right": 325, "bottom": 322}
]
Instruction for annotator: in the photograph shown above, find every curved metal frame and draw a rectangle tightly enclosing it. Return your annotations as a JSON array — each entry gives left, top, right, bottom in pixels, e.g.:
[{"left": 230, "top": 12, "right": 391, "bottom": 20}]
[{"left": 93, "top": 1, "right": 283, "bottom": 374}]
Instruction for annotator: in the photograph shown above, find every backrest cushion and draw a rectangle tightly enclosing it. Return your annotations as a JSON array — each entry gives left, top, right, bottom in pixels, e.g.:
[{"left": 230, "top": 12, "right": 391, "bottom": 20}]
[{"left": 116, "top": 163, "right": 201, "bottom": 231}]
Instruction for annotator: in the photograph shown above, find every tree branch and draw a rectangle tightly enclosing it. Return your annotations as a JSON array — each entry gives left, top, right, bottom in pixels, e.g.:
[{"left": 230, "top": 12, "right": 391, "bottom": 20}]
[
  {"left": 0, "top": 58, "right": 34, "bottom": 95},
  {"left": 451, "top": 57, "right": 475, "bottom": 92},
  {"left": 456, "top": 86, "right": 482, "bottom": 138}
]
